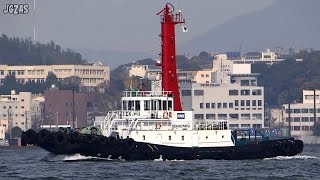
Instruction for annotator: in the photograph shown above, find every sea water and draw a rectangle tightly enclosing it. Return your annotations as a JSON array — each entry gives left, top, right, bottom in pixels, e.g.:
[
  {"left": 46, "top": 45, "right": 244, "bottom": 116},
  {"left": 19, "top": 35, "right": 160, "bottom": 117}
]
[{"left": 0, "top": 145, "right": 319, "bottom": 179}]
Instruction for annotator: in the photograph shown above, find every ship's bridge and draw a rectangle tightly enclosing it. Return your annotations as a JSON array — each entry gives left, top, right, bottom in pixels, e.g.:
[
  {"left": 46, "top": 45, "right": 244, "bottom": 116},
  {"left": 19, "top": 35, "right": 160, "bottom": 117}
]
[{"left": 121, "top": 91, "right": 174, "bottom": 119}]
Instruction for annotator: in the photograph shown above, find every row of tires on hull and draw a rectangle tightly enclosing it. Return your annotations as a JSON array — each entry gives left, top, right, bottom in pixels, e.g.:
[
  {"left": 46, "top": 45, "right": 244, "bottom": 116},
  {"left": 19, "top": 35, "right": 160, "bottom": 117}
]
[
  {"left": 21, "top": 129, "right": 158, "bottom": 160},
  {"left": 229, "top": 138, "right": 303, "bottom": 160},
  {"left": 258, "top": 139, "right": 303, "bottom": 157}
]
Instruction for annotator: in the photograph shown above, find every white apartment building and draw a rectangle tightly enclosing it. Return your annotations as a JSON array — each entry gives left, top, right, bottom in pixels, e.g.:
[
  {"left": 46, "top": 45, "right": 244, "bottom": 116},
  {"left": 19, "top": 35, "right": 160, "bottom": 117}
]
[
  {"left": 181, "top": 77, "right": 264, "bottom": 129},
  {"left": 283, "top": 90, "right": 320, "bottom": 136},
  {"left": 0, "top": 63, "right": 110, "bottom": 88},
  {"left": 232, "top": 49, "right": 284, "bottom": 65},
  {"left": 0, "top": 91, "right": 32, "bottom": 133}
]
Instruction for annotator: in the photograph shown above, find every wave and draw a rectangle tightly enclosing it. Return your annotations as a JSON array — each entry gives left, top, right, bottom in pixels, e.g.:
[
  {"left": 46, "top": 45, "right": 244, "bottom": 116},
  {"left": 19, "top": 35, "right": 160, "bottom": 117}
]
[
  {"left": 264, "top": 155, "right": 320, "bottom": 160},
  {"left": 63, "top": 154, "right": 115, "bottom": 161}
]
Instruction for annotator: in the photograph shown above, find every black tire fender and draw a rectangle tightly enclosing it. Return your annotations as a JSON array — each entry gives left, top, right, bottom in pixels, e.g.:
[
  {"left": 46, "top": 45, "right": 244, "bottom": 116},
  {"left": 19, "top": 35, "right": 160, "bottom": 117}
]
[
  {"left": 54, "top": 132, "right": 67, "bottom": 145},
  {"left": 37, "top": 129, "right": 50, "bottom": 144},
  {"left": 125, "top": 138, "right": 135, "bottom": 149}
]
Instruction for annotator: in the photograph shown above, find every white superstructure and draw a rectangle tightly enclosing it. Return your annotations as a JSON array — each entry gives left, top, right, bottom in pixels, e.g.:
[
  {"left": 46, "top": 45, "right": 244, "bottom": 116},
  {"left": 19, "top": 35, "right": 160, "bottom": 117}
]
[{"left": 95, "top": 90, "right": 235, "bottom": 148}]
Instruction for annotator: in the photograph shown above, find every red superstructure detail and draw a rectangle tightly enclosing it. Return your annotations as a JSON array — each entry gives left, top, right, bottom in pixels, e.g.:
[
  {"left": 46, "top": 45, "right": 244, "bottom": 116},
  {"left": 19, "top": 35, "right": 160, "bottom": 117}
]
[{"left": 157, "top": 3, "right": 185, "bottom": 111}]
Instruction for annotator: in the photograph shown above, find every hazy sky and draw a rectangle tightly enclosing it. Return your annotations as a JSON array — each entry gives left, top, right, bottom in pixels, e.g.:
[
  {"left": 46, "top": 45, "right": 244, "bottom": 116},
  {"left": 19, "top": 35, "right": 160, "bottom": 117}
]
[{"left": 0, "top": 0, "right": 275, "bottom": 54}]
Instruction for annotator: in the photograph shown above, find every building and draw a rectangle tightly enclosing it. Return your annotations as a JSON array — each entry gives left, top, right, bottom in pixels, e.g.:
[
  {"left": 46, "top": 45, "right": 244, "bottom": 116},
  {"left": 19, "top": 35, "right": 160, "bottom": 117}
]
[
  {"left": 232, "top": 49, "right": 284, "bottom": 65},
  {"left": 282, "top": 90, "right": 320, "bottom": 136},
  {"left": 0, "top": 91, "right": 34, "bottom": 135},
  {"left": 43, "top": 88, "right": 95, "bottom": 129},
  {"left": 0, "top": 63, "right": 110, "bottom": 89},
  {"left": 180, "top": 79, "right": 264, "bottom": 129}
]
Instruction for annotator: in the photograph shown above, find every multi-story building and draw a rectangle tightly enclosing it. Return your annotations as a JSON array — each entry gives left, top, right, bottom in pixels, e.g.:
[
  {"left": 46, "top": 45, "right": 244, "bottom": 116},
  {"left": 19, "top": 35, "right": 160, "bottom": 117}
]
[
  {"left": 283, "top": 90, "right": 320, "bottom": 136},
  {"left": 43, "top": 88, "right": 95, "bottom": 129},
  {"left": 181, "top": 75, "right": 264, "bottom": 129},
  {"left": 0, "top": 63, "right": 110, "bottom": 89},
  {"left": 0, "top": 91, "right": 33, "bottom": 134}
]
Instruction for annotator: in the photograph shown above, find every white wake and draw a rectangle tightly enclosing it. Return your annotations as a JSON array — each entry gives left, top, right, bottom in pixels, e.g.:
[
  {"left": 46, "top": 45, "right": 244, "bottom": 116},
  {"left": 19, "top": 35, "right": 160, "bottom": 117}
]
[
  {"left": 63, "top": 154, "right": 112, "bottom": 161},
  {"left": 264, "top": 155, "right": 320, "bottom": 160}
]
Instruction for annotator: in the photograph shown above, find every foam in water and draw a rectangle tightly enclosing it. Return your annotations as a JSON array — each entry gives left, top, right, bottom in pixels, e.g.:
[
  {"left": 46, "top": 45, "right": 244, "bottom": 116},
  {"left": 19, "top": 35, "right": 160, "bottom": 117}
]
[
  {"left": 63, "top": 154, "right": 111, "bottom": 161},
  {"left": 154, "top": 155, "right": 163, "bottom": 161},
  {"left": 264, "top": 155, "right": 320, "bottom": 160}
]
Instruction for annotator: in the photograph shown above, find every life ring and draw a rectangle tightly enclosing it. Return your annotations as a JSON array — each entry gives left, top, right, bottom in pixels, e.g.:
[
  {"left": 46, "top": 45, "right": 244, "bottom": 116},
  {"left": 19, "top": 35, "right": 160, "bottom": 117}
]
[
  {"left": 54, "top": 132, "right": 67, "bottom": 145},
  {"left": 37, "top": 129, "right": 50, "bottom": 144}
]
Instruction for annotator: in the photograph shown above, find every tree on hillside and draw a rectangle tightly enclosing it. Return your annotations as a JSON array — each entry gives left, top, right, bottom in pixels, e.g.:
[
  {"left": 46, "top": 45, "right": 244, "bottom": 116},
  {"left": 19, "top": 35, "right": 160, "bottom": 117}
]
[{"left": 45, "top": 72, "right": 58, "bottom": 88}]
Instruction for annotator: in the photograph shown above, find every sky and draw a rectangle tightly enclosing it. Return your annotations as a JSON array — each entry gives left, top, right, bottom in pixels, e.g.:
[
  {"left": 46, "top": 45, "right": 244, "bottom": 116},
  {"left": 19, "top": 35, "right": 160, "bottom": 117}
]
[{"left": 0, "top": 0, "right": 276, "bottom": 55}]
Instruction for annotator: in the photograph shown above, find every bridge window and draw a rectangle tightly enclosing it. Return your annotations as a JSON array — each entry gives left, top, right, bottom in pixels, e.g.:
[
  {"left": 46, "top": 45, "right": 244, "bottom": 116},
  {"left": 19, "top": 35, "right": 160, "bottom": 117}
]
[
  {"left": 144, "top": 100, "right": 150, "bottom": 110},
  {"left": 135, "top": 100, "right": 140, "bottom": 111},
  {"left": 162, "top": 101, "right": 167, "bottom": 110},
  {"left": 168, "top": 101, "right": 172, "bottom": 110},
  {"left": 122, "top": 101, "right": 127, "bottom": 110},
  {"left": 169, "top": 136, "right": 171, "bottom": 141},
  {"left": 181, "top": 136, "right": 184, "bottom": 141}
]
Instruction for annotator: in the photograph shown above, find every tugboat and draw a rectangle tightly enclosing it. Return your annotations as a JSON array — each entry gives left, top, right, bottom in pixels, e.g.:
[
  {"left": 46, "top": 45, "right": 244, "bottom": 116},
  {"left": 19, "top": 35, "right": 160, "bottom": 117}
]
[{"left": 21, "top": 3, "right": 303, "bottom": 160}]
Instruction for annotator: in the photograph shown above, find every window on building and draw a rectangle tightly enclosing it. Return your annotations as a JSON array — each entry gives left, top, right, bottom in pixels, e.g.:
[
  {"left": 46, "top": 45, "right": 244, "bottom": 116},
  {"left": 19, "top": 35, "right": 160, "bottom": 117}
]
[
  {"left": 143, "top": 135, "right": 146, "bottom": 140},
  {"left": 181, "top": 136, "right": 184, "bottom": 141},
  {"left": 206, "top": 103, "right": 210, "bottom": 109},
  {"left": 301, "top": 109, "right": 308, "bottom": 113},
  {"left": 201, "top": 74, "right": 204, "bottom": 77},
  {"left": 303, "top": 117, "right": 309, "bottom": 122},
  {"left": 240, "top": 90, "right": 250, "bottom": 95},
  {"left": 229, "top": 90, "right": 238, "bottom": 96},
  {"left": 218, "top": 114, "right": 227, "bottom": 119},
  {"left": 241, "top": 114, "right": 250, "bottom": 120},
  {"left": 252, "top": 124, "right": 262, "bottom": 129},
  {"left": 258, "top": 100, "right": 262, "bottom": 106},
  {"left": 205, "top": 74, "right": 209, "bottom": 77},
  {"left": 235, "top": 100, "right": 239, "bottom": 106},
  {"left": 200, "top": 103, "right": 204, "bottom": 109},
  {"left": 252, "top": 114, "right": 262, "bottom": 120},
  {"left": 223, "top": 103, "right": 227, "bottom": 108},
  {"left": 241, "top": 100, "right": 245, "bottom": 106},
  {"left": 294, "top": 109, "right": 301, "bottom": 113},
  {"left": 181, "top": 90, "right": 191, "bottom": 96},
  {"left": 21, "top": 106, "right": 24, "bottom": 109},
  {"left": 211, "top": 103, "right": 215, "bottom": 108},
  {"left": 293, "top": 117, "right": 300, "bottom": 122},
  {"left": 293, "top": 126, "right": 300, "bottom": 131},
  {"left": 21, "top": 99, "right": 24, "bottom": 102},
  {"left": 217, "top": 103, "right": 222, "bottom": 109},
  {"left": 252, "top": 89, "right": 262, "bottom": 95},
  {"left": 3, "top": 106, "right": 6, "bottom": 109},
  {"left": 246, "top": 100, "right": 250, "bottom": 106},
  {"left": 195, "top": 114, "right": 204, "bottom": 120},
  {"left": 229, "top": 124, "right": 239, "bottom": 129},
  {"left": 241, "top": 124, "right": 250, "bottom": 128},
  {"left": 194, "top": 90, "right": 204, "bottom": 96},
  {"left": 310, "top": 109, "right": 315, "bottom": 113},
  {"left": 229, "top": 114, "right": 239, "bottom": 120},
  {"left": 206, "top": 114, "right": 215, "bottom": 119},
  {"left": 229, "top": 103, "right": 233, "bottom": 108}
]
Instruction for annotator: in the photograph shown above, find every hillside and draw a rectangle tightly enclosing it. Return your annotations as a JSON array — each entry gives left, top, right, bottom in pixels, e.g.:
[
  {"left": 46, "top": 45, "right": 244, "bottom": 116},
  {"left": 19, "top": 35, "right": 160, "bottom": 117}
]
[
  {"left": 182, "top": 0, "right": 320, "bottom": 52},
  {"left": 252, "top": 50, "right": 320, "bottom": 107},
  {"left": 0, "top": 34, "right": 86, "bottom": 65}
]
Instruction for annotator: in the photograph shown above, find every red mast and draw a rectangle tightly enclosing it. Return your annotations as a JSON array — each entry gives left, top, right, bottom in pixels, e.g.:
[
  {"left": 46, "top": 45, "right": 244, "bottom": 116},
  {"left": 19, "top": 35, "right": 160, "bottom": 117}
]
[{"left": 157, "top": 3, "right": 185, "bottom": 111}]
